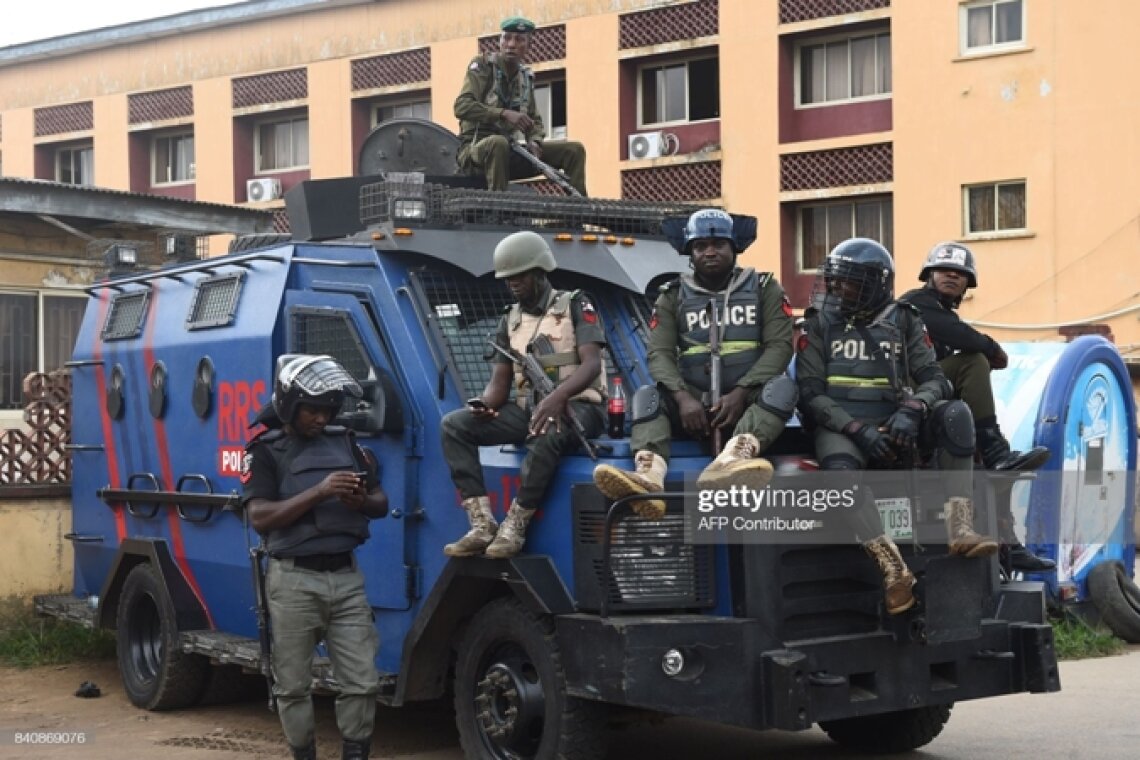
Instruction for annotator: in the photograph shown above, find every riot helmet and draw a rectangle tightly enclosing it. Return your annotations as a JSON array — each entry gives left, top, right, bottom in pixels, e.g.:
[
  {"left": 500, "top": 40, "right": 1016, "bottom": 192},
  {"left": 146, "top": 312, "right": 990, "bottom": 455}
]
[
  {"left": 919, "top": 241, "right": 978, "bottom": 288},
  {"left": 682, "top": 208, "right": 736, "bottom": 254},
  {"left": 817, "top": 238, "right": 895, "bottom": 319},
  {"left": 493, "top": 231, "right": 556, "bottom": 278},
  {"left": 272, "top": 354, "right": 362, "bottom": 425}
]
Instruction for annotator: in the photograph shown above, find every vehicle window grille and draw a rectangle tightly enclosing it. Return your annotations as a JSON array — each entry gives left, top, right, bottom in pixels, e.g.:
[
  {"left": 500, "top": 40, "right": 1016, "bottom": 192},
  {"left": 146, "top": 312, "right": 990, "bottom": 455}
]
[
  {"left": 289, "top": 308, "right": 371, "bottom": 383},
  {"left": 101, "top": 291, "right": 150, "bottom": 341},
  {"left": 186, "top": 273, "right": 244, "bottom": 330},
  {"left": 412, "top": 270, "right": 513, "bottom": 400}
]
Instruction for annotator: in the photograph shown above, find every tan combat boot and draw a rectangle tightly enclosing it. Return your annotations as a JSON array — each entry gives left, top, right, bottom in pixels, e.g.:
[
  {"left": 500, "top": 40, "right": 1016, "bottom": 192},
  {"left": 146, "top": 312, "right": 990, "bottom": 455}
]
[
  {"left": 945, "top": 497, "right": 999, "bottom": 558},
  {"left": 443, "top": 496, "right": 497, "bottom": 557},
  {"left": 592, "top": 451, "right": 667, "bottom": 519},
  {"left": 484, "top": 501, "right": 535, "bottom": 559},
  {"left": 863, "top": 534, "right": 917, "bottom": 615},
  {"left": 696, "top": 433, "right": 774, "bottom": 491}
]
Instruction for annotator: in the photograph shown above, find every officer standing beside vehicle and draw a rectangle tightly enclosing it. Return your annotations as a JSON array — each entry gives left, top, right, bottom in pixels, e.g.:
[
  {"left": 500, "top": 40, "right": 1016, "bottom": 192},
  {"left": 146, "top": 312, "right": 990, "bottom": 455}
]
[
  {"left": 797, "top": 239, "right": 998, "bottom": 615},
  {"left": 441, "top": 230, "right": 607, "bottom": 559},
  {"left": 453, "top": 16, "right": 587, "bottom": 194},
  {"left": 899, "top": 241, "right": 1054, "bottom": 572},
  {"left": 593, "top": 208, "right": 797, "bottom": 518},
  {"left": 242, "top": 355, "right": 388, "bottom": 760}
]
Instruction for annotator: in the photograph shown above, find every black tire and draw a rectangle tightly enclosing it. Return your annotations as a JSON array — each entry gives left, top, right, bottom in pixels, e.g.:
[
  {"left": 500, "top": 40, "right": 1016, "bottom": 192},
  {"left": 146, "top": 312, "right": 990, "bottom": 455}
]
[
  {"left": 1088, "top": 560, "right": 1140, "bottom": 643},
  {"left": 115, "top": 564, "right": 210, "bottom": 710},
  {"left": 453, "top": 597, "right": 606, "bottom": 760},
  {"left": 820, "top": 704, "right": 952, "bottom": 754},
  {"left": 228, "top": 233, "right": 291, "bottom": 253}
]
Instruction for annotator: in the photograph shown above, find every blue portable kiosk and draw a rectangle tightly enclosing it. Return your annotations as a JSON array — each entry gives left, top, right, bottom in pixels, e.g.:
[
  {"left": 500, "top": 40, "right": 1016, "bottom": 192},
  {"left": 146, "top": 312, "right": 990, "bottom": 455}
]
[{"left": 993, "top": 336, "right": 1137, "bottom": 604}]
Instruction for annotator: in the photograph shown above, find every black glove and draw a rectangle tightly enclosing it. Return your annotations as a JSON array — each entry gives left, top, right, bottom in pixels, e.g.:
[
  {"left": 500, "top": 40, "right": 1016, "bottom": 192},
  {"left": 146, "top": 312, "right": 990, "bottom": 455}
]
[
  {"left": 884, "top": 401, "right": 924, "bottom": 449},
  {"left": 845, "top": 421, "right": 893, "bottom": 462}
]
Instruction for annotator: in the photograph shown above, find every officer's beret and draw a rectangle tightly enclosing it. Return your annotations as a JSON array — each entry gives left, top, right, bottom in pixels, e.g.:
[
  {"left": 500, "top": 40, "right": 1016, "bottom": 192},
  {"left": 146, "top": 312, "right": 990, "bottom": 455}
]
[{"left": 500, "top": 16, "right": 535, "bottom": 33}]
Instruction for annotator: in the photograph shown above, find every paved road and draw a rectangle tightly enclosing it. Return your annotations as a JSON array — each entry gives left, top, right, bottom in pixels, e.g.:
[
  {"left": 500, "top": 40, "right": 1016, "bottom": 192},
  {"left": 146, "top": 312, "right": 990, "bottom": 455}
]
[{"left": 2, "top": 644, "right": 1137, "bottom": 759}]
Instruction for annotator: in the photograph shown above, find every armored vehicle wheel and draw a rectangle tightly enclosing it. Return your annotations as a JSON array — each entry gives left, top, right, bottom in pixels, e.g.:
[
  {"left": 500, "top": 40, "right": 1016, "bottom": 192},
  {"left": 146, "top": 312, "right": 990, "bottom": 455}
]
[
  {"left": 820, "top": 704, "right": 952, "bottom": 754},
  {"left": 454, "top": 597, "right": 606, "bottom": 760},
  {"left": 116, "top": 564, "right": 209, "bottom": 710},
  {"left": 1088, "top": 560, "right": 1140, "bottom": 643}
]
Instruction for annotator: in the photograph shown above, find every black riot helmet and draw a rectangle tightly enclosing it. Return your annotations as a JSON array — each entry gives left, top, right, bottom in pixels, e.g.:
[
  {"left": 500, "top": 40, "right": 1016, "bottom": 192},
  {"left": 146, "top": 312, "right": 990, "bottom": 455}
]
[
  {"left": 817, "top": 238, "right": 895, "bottom": 320},
  {"left": 272, "top": 354, "right": 362, "bottom": 425},
  {"left": 682, "top": 208, "right": 736, "bottom": 254},
  {"left": 919, "top": 241, "right": 978, "bottom": 288}
]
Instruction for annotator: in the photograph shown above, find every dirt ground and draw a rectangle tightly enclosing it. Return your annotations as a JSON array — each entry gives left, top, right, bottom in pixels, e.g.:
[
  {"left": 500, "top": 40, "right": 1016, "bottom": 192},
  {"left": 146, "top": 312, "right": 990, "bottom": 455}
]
[{"left": 0, "top": 659, "right": 462, "bottom": 760}]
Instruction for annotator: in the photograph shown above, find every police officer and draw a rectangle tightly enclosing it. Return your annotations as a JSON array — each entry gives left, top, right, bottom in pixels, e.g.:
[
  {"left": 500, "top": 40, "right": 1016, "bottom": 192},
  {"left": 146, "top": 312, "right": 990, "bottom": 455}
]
[
  {"left": 900, "top": 242, "right": 1053, "bottom": 572},
  {"left": 453, "top": 16, "right": 587, "bottom": 194},
  {"left": 797, "top": 239, "right": 997, "bottom": 615},
  {"left": 242, "top": 355, "right": 388, "bottom": 760},
  {"left": 593, "top": 208, "right": 797, "bottom": 518},
  {"left": 441, "top": 230, "right": 606, "bottom": 558}
]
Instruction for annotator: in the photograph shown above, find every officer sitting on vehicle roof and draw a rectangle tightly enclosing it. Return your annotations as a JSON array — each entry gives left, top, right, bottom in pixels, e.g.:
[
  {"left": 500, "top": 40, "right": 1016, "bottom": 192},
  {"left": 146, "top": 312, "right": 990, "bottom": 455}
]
[
  {"left": 440, "top": 230, "right": 606, "bottom": 559},
  {"left": 899, "top": 242, "right": 1054, "bottom": 573},
  {"left": 242, "top": 355, "right": 388, "bottom": 760},
  {"left": 796, "top": 239, "right": 998, "bottom": 615},
  {"left": 453, "top": 16, "right": 588, "bottom": 194},
  {"left": 593, "top": 208, "right": 798, "bottom": 518}
]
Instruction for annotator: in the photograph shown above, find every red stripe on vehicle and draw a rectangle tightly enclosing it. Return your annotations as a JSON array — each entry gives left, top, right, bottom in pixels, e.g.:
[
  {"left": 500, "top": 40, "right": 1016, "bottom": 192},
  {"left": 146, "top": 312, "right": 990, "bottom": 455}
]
[{"left": 91, "top": 291, "right": 127, "bottom": 542}]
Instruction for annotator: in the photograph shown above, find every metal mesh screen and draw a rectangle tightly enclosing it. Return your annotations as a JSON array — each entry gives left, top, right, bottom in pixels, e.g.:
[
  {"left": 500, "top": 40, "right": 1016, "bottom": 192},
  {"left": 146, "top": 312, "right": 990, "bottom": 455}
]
[
  {"left": 410, "top": 270, "right": 513, "bottom": 400},
  {"left": 128, "top": 86, "right": 194, "bottom": 125},
  {"left": 361, "top": 181, "right": 705, "bottom": 235},
  {"left": 34, "top": 102, "right": 93, "bottom": 137},
  {"left": 478, "top": 24, "right": 567, "bottom": 62},
  {"left": 186, "top": 274, "right": 244, "bottom": 330},
  {"left": 101, "top": 291, "right": 150, "bottom": 341},
  {"left": 351, "top": 48, "right": 431, "bottom": 91},
  {"left": 289, "top": 308, "right": 370, "bottom": 382},
  {"left": 780, "top": 143, "right": 893, "bottom": 191},
  {"left": 779, "top": 0, "right": 890, "bottom": 24},
  {"left": 621, "top": 161, "right": 722, "bottom": 202},
  {"left": 232, "top": 69, "right": 308, "bottom": 109},
  {"left": 620, "top": 0, "right": 719, "bottom": 49}
]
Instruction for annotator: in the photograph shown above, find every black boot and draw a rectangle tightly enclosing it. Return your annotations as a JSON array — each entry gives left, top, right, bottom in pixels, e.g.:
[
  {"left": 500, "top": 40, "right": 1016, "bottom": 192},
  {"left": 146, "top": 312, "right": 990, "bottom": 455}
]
[
  {"left": 291, "top": 742, "right": 317, "bottom": 760},
  {"left": 342, "top": 737, "right": 371, "bottom": 760},
  {"left": 976, "top": 420, "right": 1050, "bottom": 472},
  {"left": 998, "top": 518, "right": 1056, "bottom": 573}
]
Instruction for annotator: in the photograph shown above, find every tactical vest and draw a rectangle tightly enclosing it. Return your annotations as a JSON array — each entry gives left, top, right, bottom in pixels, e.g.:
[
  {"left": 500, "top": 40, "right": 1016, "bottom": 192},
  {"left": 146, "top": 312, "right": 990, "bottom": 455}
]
[
  {"left": 676, "top": 270, "right": 767, "bottom": 391},
  {"left": 821, "top": 304, "right": 906, "bottom": 423},
  {"left": 507, "top": 290, "right": 605, "bottom": 408},
  {"left": 260, "top": 430, "right": 370, "bottom": 556}
]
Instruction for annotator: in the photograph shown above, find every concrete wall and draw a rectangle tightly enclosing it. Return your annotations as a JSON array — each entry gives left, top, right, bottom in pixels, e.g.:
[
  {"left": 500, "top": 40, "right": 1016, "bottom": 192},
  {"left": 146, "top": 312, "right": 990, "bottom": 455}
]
[{"left": 0, "top": 498, "right": 72, "bottom": 602}]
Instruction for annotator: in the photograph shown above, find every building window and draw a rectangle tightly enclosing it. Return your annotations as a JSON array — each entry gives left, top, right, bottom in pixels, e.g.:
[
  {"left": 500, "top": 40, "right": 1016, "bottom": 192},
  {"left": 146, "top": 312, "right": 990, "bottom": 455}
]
[
  {"left": 797, "top": 32, "right": 891, "bottom": 107},
  {"left": 255, "top": 116, "right": 309, "bottom": 173},
  {"left": 964, "top": 181, "right": 1026, "bottom": 234},
  {"left": 0, "top": 292, "right": 86, "bottom": 410},
  {"left": 638, "top": 55, "right": 719, "bottom": 127},
  {"left": 56, "top": 145, "right": 94, "bottom": 185},
  {"left": 961, "top": 0, "right": 1024, "bottom": 54},
  {"left": 153, "top": 132, "right": 195, "bottom": 185},
  {"left": 534, "top": 79, "right": 567, "bottom": 140},
  {"left": 797, "top": 197, "right": 894, "bottom": 272},
  {"left": 372, "top": 98, "right": 431, "bottom": 127}
]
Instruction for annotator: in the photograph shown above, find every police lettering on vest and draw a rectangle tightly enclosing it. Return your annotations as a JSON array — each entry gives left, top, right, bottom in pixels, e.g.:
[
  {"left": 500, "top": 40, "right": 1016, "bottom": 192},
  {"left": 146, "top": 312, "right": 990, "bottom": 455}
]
[
  {"left": 829, "top": 338, "right": 898, "bottom": 362},
  {"left": 684, "top": 303, "right": 758, "bottom": 332}
]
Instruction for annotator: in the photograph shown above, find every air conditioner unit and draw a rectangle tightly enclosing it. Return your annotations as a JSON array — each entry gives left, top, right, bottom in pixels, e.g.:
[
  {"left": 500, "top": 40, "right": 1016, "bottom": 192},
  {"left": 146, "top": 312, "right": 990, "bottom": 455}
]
[
  {"left": 247, "top": 178, "right": 282, "bottom": 202},
  {"left": 628, "top": 131, "right": 665, "bottom": 160}
]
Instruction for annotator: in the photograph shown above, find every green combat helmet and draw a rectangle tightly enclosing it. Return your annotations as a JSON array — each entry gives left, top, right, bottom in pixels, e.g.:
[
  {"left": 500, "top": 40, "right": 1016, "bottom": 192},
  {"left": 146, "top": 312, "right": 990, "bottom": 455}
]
[{"left": 493, "top": 231, "right": 556, "bottom": 278}]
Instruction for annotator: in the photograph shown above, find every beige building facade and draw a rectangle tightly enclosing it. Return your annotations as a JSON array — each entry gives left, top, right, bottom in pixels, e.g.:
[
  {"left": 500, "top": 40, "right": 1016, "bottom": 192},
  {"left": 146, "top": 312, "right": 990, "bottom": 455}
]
[{"left": 0, "top": 0, "right": 1137, "bottom": 371}]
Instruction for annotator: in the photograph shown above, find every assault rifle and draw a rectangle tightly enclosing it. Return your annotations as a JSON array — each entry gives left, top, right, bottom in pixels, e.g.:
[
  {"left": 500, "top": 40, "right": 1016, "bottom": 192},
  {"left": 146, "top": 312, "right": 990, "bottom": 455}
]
[
  {"left": 486, "top": 336, "right": 599, "bottom": 460},
  {"left": 249, "top": 543, "right": 276, "bottom": 712},
  {"left": 707, "top": 299, "right": 724, "bottom": 453},
  {"left": 509, "top": 140, "right": 582, "bottom": 197}
]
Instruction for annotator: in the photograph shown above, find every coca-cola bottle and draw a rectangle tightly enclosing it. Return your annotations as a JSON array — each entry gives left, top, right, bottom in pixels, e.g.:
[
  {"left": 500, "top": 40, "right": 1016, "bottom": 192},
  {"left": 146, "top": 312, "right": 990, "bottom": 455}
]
[{"left": 607, "top": 376, "right": 627, "bottom": 438}]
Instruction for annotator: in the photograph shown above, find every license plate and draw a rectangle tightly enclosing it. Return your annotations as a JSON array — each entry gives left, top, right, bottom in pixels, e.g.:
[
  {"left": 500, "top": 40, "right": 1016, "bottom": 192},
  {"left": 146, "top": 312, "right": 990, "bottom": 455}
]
[{"left": 876, "top": 497, "right": 913, "bottom": 541}]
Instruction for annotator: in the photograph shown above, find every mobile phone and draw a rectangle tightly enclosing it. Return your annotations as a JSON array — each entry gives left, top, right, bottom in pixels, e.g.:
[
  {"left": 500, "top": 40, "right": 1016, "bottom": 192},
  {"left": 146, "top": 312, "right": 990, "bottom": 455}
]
[
  {"left": 467, "top": 397, "right": 488, "bottom": 410},
  {"left": 353, "top": 471, "right": 369, "bottom": 483}
]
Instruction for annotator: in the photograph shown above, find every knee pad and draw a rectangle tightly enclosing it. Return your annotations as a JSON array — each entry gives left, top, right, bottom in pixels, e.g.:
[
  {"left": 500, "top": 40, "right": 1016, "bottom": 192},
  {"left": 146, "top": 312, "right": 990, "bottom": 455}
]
[
  {"left": 757, "top": 375, "right": 799, "bottom": 421},
  {"left": 933, "top": 399, "right": 975, "bottom": 457},
  {"left": 631, "top": 385, "right": 662, "bottom": 425},
  {"left": 820, "top": 453, "right": 861, "bottom": 471}
]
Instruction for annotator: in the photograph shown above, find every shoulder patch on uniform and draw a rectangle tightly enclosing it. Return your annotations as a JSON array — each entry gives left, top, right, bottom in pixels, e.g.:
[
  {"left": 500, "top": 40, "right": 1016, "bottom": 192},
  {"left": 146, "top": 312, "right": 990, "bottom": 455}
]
[
  {"left": 648, "top": 308, "right": 660, "bottom": 330},
  {"left": 781, "top": 295, "right": 794, "bottom": 318},
  {"left": 796, "top": 333, "right": 809, "bottom": 353},
  {"left": 579, "top": 298, "right": 598, "bottom": 324},
  {"left": 239, "top": 451, "right": 254, "bottom": 485}
]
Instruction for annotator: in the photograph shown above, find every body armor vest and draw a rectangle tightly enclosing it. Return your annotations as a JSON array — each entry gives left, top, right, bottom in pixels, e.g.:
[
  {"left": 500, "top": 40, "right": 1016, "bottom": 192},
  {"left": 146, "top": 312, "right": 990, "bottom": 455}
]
[
  {"left": 676, "top": 270, "right": 766, "bottom": 391},
  {"left": 261, "top": 430, "right": 370, "bottom": 556},
  {"left": 821, "top": 304, "right": 905, "bottom": 423},
  {"left": 507, "top": 290, "right": 605, "bottom": 408}
]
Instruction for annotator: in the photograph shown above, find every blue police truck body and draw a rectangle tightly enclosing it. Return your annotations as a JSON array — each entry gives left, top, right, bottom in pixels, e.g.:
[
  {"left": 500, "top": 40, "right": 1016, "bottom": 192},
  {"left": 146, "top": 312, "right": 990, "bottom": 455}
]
[{"left": 40, "top": 180, "right": 1060, "bottom": 757}]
